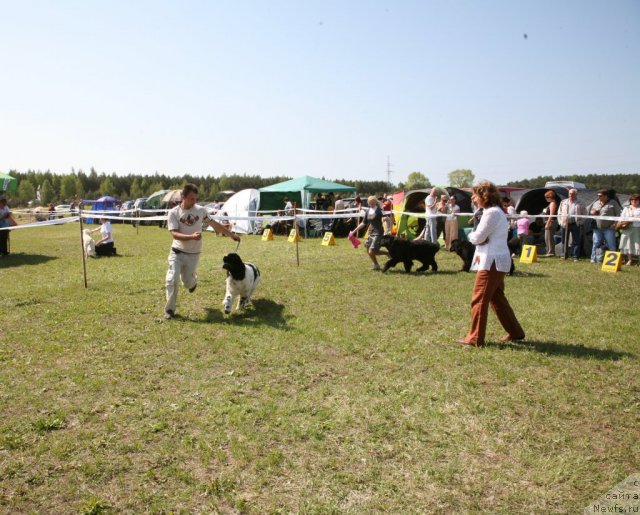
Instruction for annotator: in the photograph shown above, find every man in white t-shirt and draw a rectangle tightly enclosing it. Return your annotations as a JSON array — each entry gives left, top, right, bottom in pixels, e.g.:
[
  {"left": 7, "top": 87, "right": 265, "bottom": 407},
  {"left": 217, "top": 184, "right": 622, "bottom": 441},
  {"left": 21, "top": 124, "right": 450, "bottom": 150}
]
[
  {"left": 164, "top": 183, "right": 240, "bottom": 320},
  {"left": 283, "top": 197, "right": 293, "bottom": 216},
  {"left": 416, "top": 188, "right": 439, "bottom": 243}
]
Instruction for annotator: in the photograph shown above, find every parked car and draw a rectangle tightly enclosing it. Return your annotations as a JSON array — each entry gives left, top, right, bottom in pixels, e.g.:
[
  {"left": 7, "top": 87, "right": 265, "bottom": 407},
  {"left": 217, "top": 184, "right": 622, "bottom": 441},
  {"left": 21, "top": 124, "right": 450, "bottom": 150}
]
[
  {"left": 131, "top": 197, "right": 164, "bottom": 227},
  {"left": 133, "top": 198, "right": 148, "bottom": 210},
  {"left": 54, "top": 204, "right": 72, "bottom": 218},
  {"left": 119, "top": 201, "right": 135, "bottom": 223}
]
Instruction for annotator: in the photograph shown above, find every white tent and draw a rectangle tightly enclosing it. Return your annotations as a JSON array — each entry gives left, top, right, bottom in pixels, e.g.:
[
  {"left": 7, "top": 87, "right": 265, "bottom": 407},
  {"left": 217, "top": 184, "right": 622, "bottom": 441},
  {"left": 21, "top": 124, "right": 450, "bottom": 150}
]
[{"left": 216, "top": 189, "right": 260, "bottom": 234}]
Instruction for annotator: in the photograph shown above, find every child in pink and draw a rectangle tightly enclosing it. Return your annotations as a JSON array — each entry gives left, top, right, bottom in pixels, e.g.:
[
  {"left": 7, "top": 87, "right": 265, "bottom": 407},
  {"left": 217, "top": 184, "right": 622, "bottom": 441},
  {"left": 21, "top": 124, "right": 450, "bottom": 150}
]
[{"left": 516, "top": 211, "right": 530, "bottom": 254}]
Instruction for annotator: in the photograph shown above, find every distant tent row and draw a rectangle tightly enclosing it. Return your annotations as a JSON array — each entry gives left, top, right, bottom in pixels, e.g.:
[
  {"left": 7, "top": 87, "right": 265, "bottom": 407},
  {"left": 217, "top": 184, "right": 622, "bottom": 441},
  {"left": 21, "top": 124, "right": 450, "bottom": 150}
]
[
  {"left": 212, "top": 176, "right": 356, "bottom": 234},
  {"left": 258, "top": 175, "right": 356, "bottom": 211},
  {"left": 79, "top": 179, "right": 632, "bottom": 239}
]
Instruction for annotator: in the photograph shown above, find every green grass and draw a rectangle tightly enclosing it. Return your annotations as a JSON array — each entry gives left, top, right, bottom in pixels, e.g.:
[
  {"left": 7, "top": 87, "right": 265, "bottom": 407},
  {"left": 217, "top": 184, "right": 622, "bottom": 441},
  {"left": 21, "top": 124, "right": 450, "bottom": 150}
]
[{"left": 0, "top": 223, "right": 638, "bottom": 513}]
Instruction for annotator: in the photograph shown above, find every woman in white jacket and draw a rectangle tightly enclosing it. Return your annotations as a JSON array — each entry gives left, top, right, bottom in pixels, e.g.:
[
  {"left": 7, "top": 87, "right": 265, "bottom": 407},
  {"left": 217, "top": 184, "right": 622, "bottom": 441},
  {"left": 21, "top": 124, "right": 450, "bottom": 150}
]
[{"left": 457, "top": 181, "right": 525, "bottom": 347}]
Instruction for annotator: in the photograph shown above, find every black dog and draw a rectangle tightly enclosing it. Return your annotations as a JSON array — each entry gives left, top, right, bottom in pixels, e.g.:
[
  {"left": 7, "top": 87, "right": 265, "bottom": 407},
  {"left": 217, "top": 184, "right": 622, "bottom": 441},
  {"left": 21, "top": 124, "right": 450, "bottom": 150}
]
[
  {"left": 449, "top": 239, "right": 476, "bottom": 272},
  {"left": 450, "top": 238, "right": 517, "bottom": 275},
  {"left": 380, "top": 234, "right": 439, "bottom": 273}
]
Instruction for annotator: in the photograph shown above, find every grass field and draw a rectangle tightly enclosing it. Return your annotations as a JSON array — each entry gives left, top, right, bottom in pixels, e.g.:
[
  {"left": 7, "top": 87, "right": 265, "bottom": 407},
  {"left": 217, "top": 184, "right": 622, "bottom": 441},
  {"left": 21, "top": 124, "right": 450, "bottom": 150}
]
[{"left": 0, "top": 222, "right": 638, "bottom": 513}]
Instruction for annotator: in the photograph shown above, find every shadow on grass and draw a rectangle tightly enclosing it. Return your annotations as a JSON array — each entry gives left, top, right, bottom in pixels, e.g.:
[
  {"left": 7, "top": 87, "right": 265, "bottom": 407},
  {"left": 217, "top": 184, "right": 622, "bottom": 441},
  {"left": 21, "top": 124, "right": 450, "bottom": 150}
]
[
  {"left": 90, "top": 253, "right": 127, "bottom": 259},
  {"left": 383, "top": 269, "right": 456, "bottom": 275},
  {"left": 0, "top": 253, "right": 58, "bottom": 268},
  {"left": 498, "top": 340, "right": 634, "bottom": 361},
  {"left": 197, "top": 298, "right": 290, "bottom": 329},
  {"left": 508, "top": 270, "right": 548, "bottom": 278}
]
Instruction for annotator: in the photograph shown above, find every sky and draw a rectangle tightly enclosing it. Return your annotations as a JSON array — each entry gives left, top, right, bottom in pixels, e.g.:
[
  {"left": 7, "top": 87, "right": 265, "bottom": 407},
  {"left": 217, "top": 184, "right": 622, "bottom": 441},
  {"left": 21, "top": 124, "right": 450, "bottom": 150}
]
[{"left": 1, "top": 0, "right": 638, "bottom": 186}]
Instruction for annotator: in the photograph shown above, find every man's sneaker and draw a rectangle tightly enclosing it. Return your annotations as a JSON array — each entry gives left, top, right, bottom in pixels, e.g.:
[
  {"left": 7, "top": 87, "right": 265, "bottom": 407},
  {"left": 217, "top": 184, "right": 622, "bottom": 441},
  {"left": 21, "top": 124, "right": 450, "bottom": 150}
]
[
  {"left": 189, "top": 284, "right": 197, "bottom": 293},
  {"left": 164, "top": 310, "right": 174, "bottom": 320}
]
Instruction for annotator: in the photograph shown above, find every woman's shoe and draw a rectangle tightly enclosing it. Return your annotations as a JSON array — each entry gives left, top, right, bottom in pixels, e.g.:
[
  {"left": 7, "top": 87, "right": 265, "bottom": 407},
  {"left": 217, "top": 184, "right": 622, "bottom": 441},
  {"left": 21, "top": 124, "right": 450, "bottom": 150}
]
[
  {"left": 456, "top": 338, "right": 482, "bottom": 347},
  {"left": 499, "top": 334, "right": 525, "bottom": 342}
]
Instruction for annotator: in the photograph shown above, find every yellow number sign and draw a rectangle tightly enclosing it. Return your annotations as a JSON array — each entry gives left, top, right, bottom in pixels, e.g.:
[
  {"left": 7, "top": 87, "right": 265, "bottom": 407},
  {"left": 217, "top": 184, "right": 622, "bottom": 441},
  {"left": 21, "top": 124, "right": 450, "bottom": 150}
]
[
  {"left": 261, "top": 228, "right": 274, "bottom": 241},
  {"left": 519, "top": 244, "right": 538, "bottom": 264},
  {"left": 321, "top": 232, "right": 335, "bottom": 246},
  {"left": 601, "top": 251, "right": 621, "bottom": 273},
  {"left": 288, "top": 229, "right": 301, "bottom": 242}
]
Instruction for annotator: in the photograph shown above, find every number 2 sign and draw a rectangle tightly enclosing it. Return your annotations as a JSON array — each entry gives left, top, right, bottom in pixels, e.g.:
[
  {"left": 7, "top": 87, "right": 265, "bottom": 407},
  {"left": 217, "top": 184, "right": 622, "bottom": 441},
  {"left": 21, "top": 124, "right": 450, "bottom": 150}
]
[{"left": 601, "top": 251, "right": 622, "bottom": 273}]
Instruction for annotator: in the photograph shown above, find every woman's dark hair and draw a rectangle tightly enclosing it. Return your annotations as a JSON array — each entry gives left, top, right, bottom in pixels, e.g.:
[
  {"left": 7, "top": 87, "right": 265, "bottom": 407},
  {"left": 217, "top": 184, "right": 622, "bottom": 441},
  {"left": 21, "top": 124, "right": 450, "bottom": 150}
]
[
  {"left": 472, "top": 180, "right": 501, "bottom": 208},
  {"left": 182, "top": 183, "right": 198, "bottom": 197}
]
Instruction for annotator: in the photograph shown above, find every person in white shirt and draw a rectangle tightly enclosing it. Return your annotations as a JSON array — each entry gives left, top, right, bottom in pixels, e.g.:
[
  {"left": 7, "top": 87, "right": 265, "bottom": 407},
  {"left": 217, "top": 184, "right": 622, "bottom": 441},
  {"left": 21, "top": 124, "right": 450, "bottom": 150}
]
[
  {"left": 415, "top": 188, "right": 438, "bottom": 243},
  {"left": 618, "top": 194, "right": 640, "bottom": 266},
  {"left": 164, "top": 183, "right": 240, "bottom": 320},
  {"left": 444, "top": 195, "right": 460, "bottom": 250},
  {"left": 557, "top": 188, "right": 586, "bottom": 261},
  {"left": 457, "top": 181, "right": 525, "bottom": 347},
  {"left": 0, "top": 195, "right": 13, "bottom": 256},
  {"left": 91, "top": 217, "right": 115, "bottom": 256},
  {"left": 283, "top": 197, "right": 294, "bottom": 216}
]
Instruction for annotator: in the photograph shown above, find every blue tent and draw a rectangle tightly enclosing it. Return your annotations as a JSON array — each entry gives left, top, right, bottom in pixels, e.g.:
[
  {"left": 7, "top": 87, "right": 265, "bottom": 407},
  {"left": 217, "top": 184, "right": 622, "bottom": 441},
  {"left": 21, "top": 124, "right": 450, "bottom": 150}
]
[{"left": 83, "top": 196, "right": 118, "bottom": 224}]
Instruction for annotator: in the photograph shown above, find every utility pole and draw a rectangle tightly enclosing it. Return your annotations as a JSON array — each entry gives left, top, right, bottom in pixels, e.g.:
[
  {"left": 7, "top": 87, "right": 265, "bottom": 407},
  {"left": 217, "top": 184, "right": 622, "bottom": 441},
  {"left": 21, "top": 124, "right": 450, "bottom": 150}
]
[{"left": 386, "top": 155, "right": 393, "bottom": 189}]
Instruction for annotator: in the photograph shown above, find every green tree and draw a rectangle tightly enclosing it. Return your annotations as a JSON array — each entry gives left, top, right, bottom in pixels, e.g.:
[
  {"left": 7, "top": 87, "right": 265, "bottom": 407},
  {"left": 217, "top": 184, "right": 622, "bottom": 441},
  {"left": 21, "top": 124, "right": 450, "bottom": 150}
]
[
  {"left": 60, "top": 175, "right": 76, "bottom": 200},
  {"left": 219, "top": 174, "right": 231, "bottom": 192},
  {"left": 405, "top": 172, "right": 431, "bottom": 190},
  {"left": 130, "top": 178, "right": 143, "bottom": 199},
  {"left": 448, "top": 169, "right": 475, "bottom": 188},
  {"left": 99, "top": 177, "right": 116, "bottom": 197},
  {"left": 88, "top": 168, "right": 100, "bottom": 193},
  {"left": 147, "top": 182, "right": 165, "bottom": 196},
  {"left": 17, "top": 180, "right": 36, "bottom": 205},
  {"left": 75, "top": 177, "right": 85, "bottom": 200},
  {"left": 40, "top": 179, "right": 55, "bottom": 205}
]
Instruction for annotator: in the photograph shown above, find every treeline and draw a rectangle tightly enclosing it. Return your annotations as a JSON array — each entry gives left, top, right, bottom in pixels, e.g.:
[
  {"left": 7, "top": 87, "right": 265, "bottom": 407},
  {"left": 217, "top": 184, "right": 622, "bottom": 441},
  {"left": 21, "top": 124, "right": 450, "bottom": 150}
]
[
  {"left": 7, "top": 169, "right": 393, "bottom": 206},
  {"left": 506, "top": 173, "right": 639, "bottom": 193}
]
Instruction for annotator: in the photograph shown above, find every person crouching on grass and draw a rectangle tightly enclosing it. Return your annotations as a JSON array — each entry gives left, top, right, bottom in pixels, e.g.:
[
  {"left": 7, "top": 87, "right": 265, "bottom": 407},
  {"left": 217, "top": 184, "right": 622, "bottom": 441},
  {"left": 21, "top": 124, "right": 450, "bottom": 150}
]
[
  {"left": 456, "top": 181, "right": 525, "bottom": 347},
  {"left": 164, "top": 183, "right": 240, "bottom": 320},
  {"left": 351, "top": 195, "right": 388, "bottom": 271},
  {"left": 91, "top": 217, "right": 115, "bottom": 256}
]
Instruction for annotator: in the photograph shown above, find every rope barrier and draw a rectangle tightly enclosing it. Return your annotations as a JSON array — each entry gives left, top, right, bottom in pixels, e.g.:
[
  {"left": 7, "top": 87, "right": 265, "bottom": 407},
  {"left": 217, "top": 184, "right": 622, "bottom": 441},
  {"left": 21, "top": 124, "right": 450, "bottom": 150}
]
[{"left": 2, "top": 208, "right": 638, "bottom": 231}]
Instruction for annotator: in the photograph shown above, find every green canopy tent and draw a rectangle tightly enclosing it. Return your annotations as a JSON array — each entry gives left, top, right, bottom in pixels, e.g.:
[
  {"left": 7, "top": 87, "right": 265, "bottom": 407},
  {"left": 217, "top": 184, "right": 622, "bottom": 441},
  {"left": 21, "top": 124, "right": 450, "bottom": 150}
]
[
  {"left": 145, "top": 189, "right": 171, "bottom": 209},
  {"left": 258, "top": 176, "right": 356, "bottom": 212},
  {"left": 0, "top": 173, "right": 18, "bottom": 194}
]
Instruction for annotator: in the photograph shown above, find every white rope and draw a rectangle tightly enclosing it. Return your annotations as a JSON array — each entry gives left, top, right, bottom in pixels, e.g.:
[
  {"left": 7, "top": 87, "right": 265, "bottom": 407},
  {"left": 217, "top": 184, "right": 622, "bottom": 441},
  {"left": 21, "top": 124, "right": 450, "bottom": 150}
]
[
  {"left": 0, "top": 216, "right": 79, "bottom": 231},
  {"left": 3, "top": 209, "right": 636, "bottom": 231}
]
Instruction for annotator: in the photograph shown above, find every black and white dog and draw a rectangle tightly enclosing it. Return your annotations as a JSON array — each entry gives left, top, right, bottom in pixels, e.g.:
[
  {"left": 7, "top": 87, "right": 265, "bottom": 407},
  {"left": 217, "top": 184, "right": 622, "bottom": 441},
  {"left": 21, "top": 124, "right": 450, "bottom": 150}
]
[{"left": 221, "top": 253, "right": 260, "bottom": 314}]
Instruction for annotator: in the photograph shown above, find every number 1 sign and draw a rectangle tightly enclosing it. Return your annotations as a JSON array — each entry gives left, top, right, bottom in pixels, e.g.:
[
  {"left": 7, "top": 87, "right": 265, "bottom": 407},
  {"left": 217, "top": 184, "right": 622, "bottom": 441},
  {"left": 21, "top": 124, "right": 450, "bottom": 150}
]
[{"left": 519, "top": 244, "right": 538, "bottom": 264}]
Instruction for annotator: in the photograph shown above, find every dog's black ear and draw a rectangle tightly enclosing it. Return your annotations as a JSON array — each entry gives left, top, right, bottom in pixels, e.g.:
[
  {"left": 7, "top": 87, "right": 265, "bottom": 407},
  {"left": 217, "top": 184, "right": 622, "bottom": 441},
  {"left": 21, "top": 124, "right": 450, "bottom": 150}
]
[{"left": 227, "top": 253, "right": 242, "bottom": 264}]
